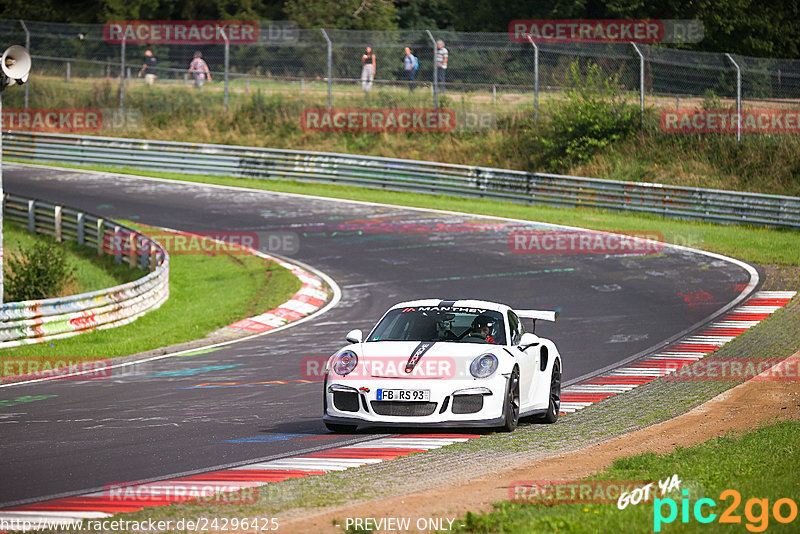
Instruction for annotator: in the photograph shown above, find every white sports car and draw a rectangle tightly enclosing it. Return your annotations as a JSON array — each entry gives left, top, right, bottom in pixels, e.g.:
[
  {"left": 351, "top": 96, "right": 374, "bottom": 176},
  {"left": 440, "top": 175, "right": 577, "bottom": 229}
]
[{"left": 322, "top": 299, "right": 562, "bottom": 433}]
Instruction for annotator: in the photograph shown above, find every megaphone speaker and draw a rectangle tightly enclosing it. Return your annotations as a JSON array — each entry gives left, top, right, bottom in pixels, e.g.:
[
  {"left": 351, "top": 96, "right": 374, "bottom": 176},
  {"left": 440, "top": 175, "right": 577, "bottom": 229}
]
[{"left": 1, "top": 45, "right": 31, "bottom": 85}]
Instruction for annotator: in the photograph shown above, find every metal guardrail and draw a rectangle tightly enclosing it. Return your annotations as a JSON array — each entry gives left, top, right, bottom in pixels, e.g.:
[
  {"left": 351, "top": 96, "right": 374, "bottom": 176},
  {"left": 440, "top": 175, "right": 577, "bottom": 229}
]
[
  {"left": 4, "top": 131, "right": 800, "bottom": 229},
  {"left": 1, "top": 193, "right": 169, "bottom": 348}
]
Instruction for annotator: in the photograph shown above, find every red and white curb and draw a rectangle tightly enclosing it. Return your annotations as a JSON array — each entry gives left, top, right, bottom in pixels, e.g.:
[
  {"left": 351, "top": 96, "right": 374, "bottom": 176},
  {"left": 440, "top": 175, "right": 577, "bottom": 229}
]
[
  {"left": 225, "top": 256, "right": 330, "bottom": 333},
  {"left": 560, "top": 291, "right": 797, "bottom": 413},
  {"left": 0, "top": 435, "right": 480, "bottom": 529}
]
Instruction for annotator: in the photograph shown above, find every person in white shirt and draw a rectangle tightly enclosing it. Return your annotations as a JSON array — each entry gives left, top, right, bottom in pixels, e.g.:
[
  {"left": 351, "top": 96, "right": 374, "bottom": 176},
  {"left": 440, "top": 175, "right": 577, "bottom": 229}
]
[{"left": 435, "top": 40, "right": 448, "bottom": 93}]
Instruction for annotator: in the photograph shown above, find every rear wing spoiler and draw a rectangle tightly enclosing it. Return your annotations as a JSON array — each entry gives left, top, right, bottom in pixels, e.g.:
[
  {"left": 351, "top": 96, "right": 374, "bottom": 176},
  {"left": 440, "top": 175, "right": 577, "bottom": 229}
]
[{"left": 516, "top": 310, "right": 560, "bottom": 323}]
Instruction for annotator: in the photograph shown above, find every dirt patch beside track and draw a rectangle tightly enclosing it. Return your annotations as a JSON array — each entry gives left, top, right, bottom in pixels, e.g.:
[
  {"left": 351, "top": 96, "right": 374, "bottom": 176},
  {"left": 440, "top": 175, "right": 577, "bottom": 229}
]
[{"left": 279, "top": 352, "right": 800, "bottom": 533}]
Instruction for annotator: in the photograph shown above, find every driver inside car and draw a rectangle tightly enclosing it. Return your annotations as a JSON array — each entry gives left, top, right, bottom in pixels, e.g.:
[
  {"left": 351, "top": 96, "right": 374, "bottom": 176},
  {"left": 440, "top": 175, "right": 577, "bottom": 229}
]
[{"left": 468, "top": 315, "right": 497, "bottom": 344}]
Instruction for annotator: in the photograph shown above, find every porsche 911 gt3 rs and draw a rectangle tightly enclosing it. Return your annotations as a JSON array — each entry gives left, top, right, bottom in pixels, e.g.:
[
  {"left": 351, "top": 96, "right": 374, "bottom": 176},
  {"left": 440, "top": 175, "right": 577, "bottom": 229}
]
[{"left": 322, "top": 299, "right": 562, "bottom": 432}]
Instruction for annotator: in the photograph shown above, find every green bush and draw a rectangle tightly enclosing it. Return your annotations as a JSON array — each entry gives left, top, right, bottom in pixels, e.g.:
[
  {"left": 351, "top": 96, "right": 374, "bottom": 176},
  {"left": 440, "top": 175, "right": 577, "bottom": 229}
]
[
  {"left": 5, "top": 241, "right": 76, "bottom": 302},
  {"left": 520, "top": 61, "right": 641, "bottom": 172}
]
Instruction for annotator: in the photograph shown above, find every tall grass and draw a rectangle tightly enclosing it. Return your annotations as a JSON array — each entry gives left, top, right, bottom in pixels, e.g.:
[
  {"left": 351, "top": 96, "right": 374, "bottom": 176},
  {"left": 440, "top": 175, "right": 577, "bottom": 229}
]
[{"left": 6, "top": 73, "right": 800, "bottom": 196}]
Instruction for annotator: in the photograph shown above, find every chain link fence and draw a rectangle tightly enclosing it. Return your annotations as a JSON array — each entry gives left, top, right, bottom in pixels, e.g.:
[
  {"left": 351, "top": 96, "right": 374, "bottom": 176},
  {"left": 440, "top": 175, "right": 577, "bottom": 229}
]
[{"left": 2, "top": 19, "right": 800, "bottom": 137}]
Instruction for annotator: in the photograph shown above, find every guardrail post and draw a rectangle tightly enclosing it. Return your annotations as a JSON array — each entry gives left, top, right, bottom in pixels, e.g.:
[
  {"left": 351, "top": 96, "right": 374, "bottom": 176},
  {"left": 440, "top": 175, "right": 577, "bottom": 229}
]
[
  {"left": 113, "top": 225, "right": 122, "bottom": 263},
  {"left": 19, "top": 19, "right": 29, "bottom": 109},
  {"left": 725, "top": 53, "right": 742, "bottom": 143},
  {"left": 631, "top": 42, "right": 645, "bottom": 129},
  {"left": 54, "top": 205, "right": 62, "bottom": 242},
  {"left": 320, "top": 29, "right": 332, "bottom": 109},
  {"left": 128, "top": 233, "right": 137, "bottom": 268},
  {"left": 525, "top": 35, "right": 539, "bottom": 123},
  {"left": 27, "top": 199, "right": 35, "bottom": 233},
  {"left": 426, "top": 30, "right": 438, "bottom": 108},
  {"left": 97, "top": 218, "right": 104, "bottom": 255},
  {"left": 150, "top": 244, "right": 157, "bottom": 272},
  {"left": 77, "top": 212, "right": 85, "bottom": 245}
]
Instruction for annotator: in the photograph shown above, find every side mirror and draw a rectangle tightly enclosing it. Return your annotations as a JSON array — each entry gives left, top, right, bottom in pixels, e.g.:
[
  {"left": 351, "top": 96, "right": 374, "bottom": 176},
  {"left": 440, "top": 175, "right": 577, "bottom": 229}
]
[
  {"left": 518, "top": 332, "right": 539, "bottom": 351},
  {"left": 346, "top": 329, "right": 363, "bottom": 344}
]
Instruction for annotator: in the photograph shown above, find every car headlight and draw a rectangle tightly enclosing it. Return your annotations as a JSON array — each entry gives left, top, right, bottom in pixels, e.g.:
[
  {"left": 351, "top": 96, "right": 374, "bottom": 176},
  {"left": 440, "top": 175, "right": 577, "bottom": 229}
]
[
  {"left": 333, "top": 350, "right": 358, "bottom": 376},
  {"left": 470, "top": 353, "right": 498, "bottom": 378}
]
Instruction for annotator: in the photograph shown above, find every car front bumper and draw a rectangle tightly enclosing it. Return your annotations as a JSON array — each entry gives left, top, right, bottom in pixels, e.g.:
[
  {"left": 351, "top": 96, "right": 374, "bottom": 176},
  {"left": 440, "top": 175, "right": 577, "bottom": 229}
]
[{"left": 323, "top": 375, "right": 508, "bottom": 428}]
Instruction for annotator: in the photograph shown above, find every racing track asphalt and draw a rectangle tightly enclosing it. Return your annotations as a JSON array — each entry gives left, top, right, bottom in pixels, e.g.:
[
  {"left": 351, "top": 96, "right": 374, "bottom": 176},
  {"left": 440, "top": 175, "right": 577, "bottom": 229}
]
[{"left": 0, "top": 164, "right": 757, "bottom": 505}]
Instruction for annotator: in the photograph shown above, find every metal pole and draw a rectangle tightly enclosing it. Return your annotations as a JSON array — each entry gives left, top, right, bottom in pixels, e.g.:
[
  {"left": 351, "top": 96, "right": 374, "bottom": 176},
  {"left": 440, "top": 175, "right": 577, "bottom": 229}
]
[
  {"left": 631, "top": 42, "right": 644, "bottom": 129},
  {"left": 119, "top": 36, "right": 126, "bottom": 110},
  {"left": 725, "top": 53, "right": 742, "bottom": 143},
  {"left": 425, "top": 30, "right": 437, "bottom": 108},
  {"left": 19, "top": 20, "right": 29, "bottom": 109},
  {"left": 526, "top": 35, "right": 539, "bottom": 123},
  {"left": 320, "top": 29, "right": 332, "bottom": 109},
  {"left": 66, "top": 61, "right": 71, "bottom": 84},
  {"left": 221, "top": 28, "right": 229, "bottom": 111}
]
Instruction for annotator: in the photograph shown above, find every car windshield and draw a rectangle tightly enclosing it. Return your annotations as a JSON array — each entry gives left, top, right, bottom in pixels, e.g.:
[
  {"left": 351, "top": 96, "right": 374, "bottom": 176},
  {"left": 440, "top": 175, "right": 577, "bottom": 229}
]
[{"left": 366, "top": 306, "right": 506, "bottom": 344}]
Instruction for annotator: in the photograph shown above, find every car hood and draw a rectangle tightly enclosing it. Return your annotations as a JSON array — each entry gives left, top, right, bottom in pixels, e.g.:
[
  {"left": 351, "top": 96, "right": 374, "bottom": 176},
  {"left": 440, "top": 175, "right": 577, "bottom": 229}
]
[{"left": 356, "top": 341, "right": 500, "bottom": 379}]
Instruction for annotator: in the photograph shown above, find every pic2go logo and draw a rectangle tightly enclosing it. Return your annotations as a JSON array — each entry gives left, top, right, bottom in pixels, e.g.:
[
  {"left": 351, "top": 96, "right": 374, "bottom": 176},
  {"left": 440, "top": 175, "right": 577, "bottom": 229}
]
[{"left": 653, "top": 490, "right": 799, "bottom": 532}]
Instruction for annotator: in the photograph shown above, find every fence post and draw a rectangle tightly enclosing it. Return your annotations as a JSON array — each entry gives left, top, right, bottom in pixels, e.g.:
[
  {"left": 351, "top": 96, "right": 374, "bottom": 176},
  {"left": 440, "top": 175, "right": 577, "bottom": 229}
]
[
  {"left": 631, "top": 42, "right": 645, "bottom": 129},
  {"left": 19, "top": 19, "right": 29, "bottom": 109},
  {"left": 320, "top": 29, "right": 332, "bottom": 109},
  {"left": 425, "top": 30, "right": 438, "bottom": 108},
  {"left": 525, "top": 35, "right": 539, "bottom": 123},
  {"left": 119, "top": 36, "right": 126, "bottom": 110},
  {"left": 725, "top": 53, "right": 742, "bottom": 143},
  {"left": 220, "top": 27, "right": 230, "bottom": 111},
  {"left": 66, "top": 61, "right": 71, "bottom": 84}
]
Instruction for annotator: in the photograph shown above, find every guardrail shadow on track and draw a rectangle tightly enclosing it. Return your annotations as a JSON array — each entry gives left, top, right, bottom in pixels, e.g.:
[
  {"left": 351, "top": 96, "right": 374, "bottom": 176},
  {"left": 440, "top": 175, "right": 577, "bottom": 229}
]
[
  {"left": 4, "top": 131, "right": 800, "bottom": 229},
  {"left": 1, "top": 193, "right": 169, "bottom": 348}
]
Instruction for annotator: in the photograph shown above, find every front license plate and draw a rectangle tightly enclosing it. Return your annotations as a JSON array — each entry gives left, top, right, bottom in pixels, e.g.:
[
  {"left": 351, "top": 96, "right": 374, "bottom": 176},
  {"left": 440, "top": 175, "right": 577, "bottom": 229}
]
[{"left": 376, "top": 389, "right": 430, "bottom": 401}]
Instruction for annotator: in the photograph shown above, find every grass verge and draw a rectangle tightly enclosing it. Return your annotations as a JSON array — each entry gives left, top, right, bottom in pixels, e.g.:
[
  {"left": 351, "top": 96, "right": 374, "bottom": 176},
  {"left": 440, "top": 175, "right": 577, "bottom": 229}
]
[
  {"left": 3, "top": 220, "right": 140, "bottom": 299},
  {"left": 10, "top": 160, "right": 800, "bottom": 268},
  {"left": 456, "top": 420, "right": 800, "bottom": 534},
  {"left": 0, "top": 223, "right": 301, "bottom": 363}
]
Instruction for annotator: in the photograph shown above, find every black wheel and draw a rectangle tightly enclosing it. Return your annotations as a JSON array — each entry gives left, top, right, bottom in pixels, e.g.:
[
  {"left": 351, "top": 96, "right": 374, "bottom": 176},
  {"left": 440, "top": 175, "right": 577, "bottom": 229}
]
[
  {"left": 324, "top": 422, "right": 357, "bottom": 433},
  {"left": 500, "top": 367, "right": 520, "bottom": 432},
  {"left": 534, "top": 361, "right": 561, "bottom": 424}
]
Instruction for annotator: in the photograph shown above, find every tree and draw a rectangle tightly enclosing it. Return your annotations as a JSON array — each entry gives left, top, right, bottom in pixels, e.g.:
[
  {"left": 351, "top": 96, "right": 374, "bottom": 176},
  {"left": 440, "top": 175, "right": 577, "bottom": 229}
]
[{"left": 285, "top": 0, "right": 399, "bottom": 30}]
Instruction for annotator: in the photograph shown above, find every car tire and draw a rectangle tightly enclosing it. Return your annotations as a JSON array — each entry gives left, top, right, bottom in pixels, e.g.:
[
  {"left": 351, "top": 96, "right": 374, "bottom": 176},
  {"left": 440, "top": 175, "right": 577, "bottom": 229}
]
[
  {"left": 534, "top": 360, "right": 561, "bottom": 424},
  {"left": 324, "top": 422, "right": 357, "bottom": 433},
  {"left": 500, "top": 367, "right": 520, "bottom": 432}
]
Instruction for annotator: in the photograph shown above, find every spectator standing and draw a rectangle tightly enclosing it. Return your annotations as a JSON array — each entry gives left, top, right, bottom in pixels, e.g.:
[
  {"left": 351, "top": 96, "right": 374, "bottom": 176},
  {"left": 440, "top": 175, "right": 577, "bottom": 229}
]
[
  {"left": 435, "top": 39, "right": 448, "bottom": 94},
  {"left": 137, "top": 49, "right": 157, "bottom": 86},
  {"left": 361, "top": 46, "right": 376, "bottom": 92},
  {"left": 188, "top": 51, "right": 211, "bottom": 89},
  {"left": 403, "top": 47, "right": 418, "bottom": 91}
]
